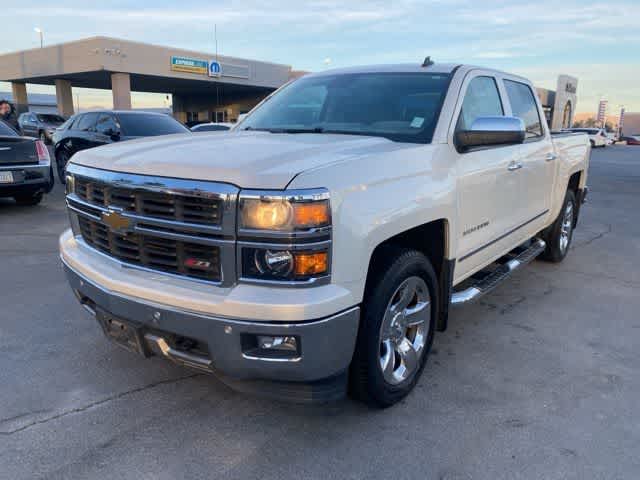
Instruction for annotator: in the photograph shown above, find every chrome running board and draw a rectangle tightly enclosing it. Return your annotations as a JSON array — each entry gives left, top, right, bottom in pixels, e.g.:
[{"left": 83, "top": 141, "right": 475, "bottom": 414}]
[{"left": 451, "top": 238, "right": 546, "bottom": 306}]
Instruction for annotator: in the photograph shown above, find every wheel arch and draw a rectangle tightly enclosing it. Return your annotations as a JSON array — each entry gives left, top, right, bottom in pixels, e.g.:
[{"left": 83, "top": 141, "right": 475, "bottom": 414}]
[{"left": 364, "top": 218, "right": 453, "bottom": 332}]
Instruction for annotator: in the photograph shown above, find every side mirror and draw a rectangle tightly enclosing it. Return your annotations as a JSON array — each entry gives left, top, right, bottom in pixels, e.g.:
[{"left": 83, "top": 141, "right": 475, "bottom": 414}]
[
  {"left": 456, "top": 116, "right": 525, "bottom": 151},
  {"left": 106, "top": 129, "right": 121, "bottom": 141}
]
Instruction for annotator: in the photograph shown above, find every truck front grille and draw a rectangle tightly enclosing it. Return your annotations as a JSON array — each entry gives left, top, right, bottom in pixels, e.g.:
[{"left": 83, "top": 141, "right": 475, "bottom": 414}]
[
  {"left": 66, "top": 165, "right": 239, "bottom": 286},
  {"left": 75, "top": 177, "right": 222, "bottom": 226},
  {"left": 78, "top": 217, "right": 221, "bottom": 282}
]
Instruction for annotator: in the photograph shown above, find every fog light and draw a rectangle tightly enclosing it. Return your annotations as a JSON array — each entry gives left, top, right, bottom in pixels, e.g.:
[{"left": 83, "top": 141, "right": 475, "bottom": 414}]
[{"left": 257, "top": 335, "right": 298, "bottom": 352}]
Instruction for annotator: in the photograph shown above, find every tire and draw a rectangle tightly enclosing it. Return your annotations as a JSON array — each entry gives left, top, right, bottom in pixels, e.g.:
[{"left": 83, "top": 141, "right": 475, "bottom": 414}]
[
  {"left": 540, "top": 190, "right": 576, "bottom": 263},
  {"left": 589, "top": 140, "right": 595, "bottom": 148},
  {"left": 56, "top": 150, "right": 69, "bottom": 184},
  {"left": 349, "top": 247, "right": 438, "bottom": 407},
  {"left": 14, "top": 192, "right": 43, "bottom": 206},
  {"left": 45, "top": 165, "right": 55, "bottom": 193},
  {"left": 39, "top": 131, "right": 48, "bottom": 144}
]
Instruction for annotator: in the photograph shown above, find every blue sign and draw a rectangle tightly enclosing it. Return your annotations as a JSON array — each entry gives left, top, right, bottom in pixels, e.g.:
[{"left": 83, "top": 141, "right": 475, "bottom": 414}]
[{"left": 209, "top": 60, "right": 222, "bottom": 77}]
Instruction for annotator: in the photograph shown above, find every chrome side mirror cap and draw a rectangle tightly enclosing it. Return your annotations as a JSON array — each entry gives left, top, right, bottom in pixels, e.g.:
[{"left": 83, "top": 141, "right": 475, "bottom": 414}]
[{"left": 456, "top": 116, "right": 526, "bottom": 151}]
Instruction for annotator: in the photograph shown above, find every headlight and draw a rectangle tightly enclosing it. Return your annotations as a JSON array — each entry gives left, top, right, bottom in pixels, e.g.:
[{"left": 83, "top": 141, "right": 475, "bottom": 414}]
[
  {"left": 239, "top": 191, "right": 330, "bottom": 231},
  {"left": 238, "top": 189, "right": 331, "bottom": 285}
]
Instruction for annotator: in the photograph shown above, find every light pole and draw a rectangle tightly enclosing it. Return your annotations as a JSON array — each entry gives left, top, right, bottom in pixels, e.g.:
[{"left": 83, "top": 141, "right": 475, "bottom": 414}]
[{"left": 34, "top": 27, "right": 43, "bottom": 48}]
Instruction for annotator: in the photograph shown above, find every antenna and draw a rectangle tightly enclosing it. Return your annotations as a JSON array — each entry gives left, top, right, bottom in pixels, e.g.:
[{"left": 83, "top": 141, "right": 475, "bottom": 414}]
[
  {"left": 214, "top": 24, "right": 218, "bottom": 62},
  {"left": 422, "top": 56, "right": 434, "bottom": 67}
]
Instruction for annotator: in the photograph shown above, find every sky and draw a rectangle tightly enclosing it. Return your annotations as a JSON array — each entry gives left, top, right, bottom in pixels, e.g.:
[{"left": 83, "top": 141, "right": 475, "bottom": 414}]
[{"left": 1, "top": 0, "right": 638, "bottom": 114}]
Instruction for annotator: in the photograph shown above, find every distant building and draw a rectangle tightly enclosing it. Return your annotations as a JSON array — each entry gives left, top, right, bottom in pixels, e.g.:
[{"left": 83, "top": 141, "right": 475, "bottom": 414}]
[
  {"left": 0, "top": 91, "right": 57, "bottom": 114},
  {"left": 621, "top": 112, "right": 640, "bottom": 136},
  {"left": 596, "top": 100, "right": 608, "bottom": 127},
  {"left": 0, "top": 36, "right": 294, "bottom": 123},
  {"left": 535, "top": 75, "right": 578, "bottom": 130}
]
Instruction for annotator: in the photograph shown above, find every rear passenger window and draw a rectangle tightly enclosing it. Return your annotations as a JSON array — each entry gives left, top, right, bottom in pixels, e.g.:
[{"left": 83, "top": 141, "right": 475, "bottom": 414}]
[
  {"left": 456, "top": 76, "right": 504, "bottom": 131},
  {"left": 504, "top": 80, "right": 543, "bottom": 139}
]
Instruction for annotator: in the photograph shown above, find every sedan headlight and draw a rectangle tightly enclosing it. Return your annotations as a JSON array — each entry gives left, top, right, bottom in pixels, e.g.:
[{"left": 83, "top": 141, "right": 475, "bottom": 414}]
[{"left": 238, "top": 189, "right": 331, "bottom": 285}]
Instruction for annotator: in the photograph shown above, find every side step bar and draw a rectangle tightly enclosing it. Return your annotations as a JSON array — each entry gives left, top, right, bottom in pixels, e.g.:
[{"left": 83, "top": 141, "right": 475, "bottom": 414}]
[{"left": 451, "top": 238, "right": 546, "bottom": 306}]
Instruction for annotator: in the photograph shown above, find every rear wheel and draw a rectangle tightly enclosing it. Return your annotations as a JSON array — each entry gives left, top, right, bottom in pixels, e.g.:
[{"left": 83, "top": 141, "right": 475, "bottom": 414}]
[
  {"left": 540, "top": 190, "right": 576, "bottom": 263},
  {"left": 350, "top": 247, "right": 438, "bottom": 407},
  {"left": 56, "top": 150, "right": 69, "bottom": 184},
  {"left": 14, "top": 192, "right": 43, "bottom": 206}
]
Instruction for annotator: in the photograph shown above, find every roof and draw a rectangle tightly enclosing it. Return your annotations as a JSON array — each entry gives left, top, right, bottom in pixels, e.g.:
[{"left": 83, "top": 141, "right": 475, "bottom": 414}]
[
  {"left": 307, "top": 63, "right": 531, "bottom": 84},
  {"left": 312, "top": 63, "right": 462, "bottom": 76}
]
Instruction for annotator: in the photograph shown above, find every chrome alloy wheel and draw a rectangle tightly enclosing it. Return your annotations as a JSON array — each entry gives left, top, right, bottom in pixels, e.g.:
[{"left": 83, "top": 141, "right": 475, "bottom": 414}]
[
  {"left": 378, "top": 276, "right": 431, "bottom": 385},
  {"left": 559, "top": 200, "right": 574, "bottom": 254}
]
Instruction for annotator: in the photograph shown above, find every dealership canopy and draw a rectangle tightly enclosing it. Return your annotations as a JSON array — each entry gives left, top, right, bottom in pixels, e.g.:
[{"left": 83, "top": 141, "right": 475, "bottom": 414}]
[{"left": 0, "top": 36, "right": 297, "bottom": 123}]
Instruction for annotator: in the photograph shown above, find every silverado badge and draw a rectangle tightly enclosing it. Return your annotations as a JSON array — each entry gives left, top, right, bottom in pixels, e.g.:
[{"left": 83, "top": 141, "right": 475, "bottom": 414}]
[{"left": 102, "top": 210, "right": 132, "bottom": 232}]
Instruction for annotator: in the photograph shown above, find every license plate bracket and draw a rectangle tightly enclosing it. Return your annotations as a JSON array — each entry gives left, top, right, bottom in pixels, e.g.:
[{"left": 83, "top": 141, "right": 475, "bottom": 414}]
[{"left": 96, "top": 308, "right": 148, "bottom": 356}]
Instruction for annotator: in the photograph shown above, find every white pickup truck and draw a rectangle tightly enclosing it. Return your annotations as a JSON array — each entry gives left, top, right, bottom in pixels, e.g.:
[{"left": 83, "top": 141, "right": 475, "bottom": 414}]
[{"left": 60, "top": 62, "right": 590, "bottom": 407}]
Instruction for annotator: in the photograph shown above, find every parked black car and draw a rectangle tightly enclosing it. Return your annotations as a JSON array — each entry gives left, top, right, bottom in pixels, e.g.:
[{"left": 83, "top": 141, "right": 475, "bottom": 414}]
[
  {"left": 18, "top": 112, "right": 66, "bottom": 144},
  {"left": 52, "top": 110, "right": 189, "bottom": 183},
  {"left": 0, "top": 120, "right": 54, "bottom": 206}
]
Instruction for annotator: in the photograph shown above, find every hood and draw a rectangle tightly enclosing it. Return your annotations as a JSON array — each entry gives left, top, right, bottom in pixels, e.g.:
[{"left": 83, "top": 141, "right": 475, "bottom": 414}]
[{"left": 69, "top": 131, "right": 415, "bottom": 189}]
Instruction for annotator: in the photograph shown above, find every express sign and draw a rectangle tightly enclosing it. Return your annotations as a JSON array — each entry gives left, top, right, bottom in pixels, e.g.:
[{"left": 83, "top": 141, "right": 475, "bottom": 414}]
[{"left": 170, "top": 56, "right": 208, "bottom": 75}]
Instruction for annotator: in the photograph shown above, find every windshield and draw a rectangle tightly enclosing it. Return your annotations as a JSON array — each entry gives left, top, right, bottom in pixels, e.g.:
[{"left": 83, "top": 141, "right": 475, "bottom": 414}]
[
  {"left": 37, "top": 114, "right": 65, "bottom": 124},
  {"left": 116, "top": 113, "right": 189, "bottom": 137},
  {"left": 241, "top": 72, "right": 451, "bottom": 143}
]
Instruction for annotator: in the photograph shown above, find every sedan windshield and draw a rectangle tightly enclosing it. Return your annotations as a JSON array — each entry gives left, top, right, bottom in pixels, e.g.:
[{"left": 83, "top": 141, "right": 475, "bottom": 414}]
[{"left": 240, "top": 72, "right": 451, "bottom": 143}]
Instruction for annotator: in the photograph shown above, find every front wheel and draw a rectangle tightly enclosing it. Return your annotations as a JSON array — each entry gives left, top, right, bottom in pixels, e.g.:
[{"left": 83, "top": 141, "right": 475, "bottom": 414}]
[
  {"left": 350, "top": 247, "right": 438, "bottom": 407},
  {"left": 540, "top": 190, "right": 576, "bottom": 263}
]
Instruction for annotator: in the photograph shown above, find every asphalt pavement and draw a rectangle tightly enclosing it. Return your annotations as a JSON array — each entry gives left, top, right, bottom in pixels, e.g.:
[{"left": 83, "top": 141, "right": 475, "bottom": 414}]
[{"left": 1, "top": 145, "right": 639, "bottom": 479}]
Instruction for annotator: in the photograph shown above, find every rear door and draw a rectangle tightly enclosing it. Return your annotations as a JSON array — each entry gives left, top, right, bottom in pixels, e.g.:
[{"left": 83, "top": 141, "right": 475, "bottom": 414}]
[
  {"left": 452, "top": 72, "right": 525, "bottom": 280},
  {"left": 21, "top": 113, "right": 38, "bottom": 137},
  {"left": 501, "top": 77, "right": 555, "bottom": 236}
]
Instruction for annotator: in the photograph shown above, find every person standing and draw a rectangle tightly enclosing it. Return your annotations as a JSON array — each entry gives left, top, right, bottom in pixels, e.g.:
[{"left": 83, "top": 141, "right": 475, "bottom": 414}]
[{"left": 0, "top": 100, "right": 21, "bottom": 134}]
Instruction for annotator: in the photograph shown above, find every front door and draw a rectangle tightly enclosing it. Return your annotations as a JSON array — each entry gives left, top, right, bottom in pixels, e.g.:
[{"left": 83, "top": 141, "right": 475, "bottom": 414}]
[{"left": 453, "top": 74, "right": 526, "bottom": 281}]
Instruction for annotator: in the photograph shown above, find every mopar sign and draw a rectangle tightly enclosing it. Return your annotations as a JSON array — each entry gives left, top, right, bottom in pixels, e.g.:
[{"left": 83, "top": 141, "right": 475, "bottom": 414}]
[
  {"left": 170, "top": 56, "right": 208, "bottom": 75},
  {"left": 209, "top": 60, "right": 222, "bottom": 77}
]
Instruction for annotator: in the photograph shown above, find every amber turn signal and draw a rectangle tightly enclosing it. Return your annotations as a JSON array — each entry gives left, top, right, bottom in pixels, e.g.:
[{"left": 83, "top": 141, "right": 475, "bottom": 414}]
[
  {"left": 294, "top": 252, "right": 328, "bottom": 276},
  {"left": 293, "top": 202, "right": 330, "bottom": 229}
]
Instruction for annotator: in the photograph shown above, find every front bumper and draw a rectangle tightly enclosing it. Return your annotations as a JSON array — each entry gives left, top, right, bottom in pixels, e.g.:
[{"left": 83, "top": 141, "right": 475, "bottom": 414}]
[
  {"left": 0, "top": 163, "right": 52, "bottom": 197},
  {"left": 63, "top": 259, "right": 360, "bottom": 402}
]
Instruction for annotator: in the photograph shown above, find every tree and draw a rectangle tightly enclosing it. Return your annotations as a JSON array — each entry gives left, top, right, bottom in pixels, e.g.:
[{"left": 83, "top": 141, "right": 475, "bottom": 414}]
[{"left": 573, "top": 117, "right": 598, "bottom": 128}]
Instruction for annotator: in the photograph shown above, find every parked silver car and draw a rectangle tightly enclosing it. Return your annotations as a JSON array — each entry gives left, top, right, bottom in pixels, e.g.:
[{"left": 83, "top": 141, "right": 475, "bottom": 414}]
[{"left": 18, "top": 112, "right": 66, "bottom": 144}]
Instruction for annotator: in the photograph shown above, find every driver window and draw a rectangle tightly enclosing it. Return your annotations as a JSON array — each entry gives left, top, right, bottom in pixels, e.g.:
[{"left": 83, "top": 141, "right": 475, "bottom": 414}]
[
  {"left": 456, "top": 76, "right": 504, "bottom": 131},
  {"left": 96, "top": 114, "right": 119, "bottom": 135}
]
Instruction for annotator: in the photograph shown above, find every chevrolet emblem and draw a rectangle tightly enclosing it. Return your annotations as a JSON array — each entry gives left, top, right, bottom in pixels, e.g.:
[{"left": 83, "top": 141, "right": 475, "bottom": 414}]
[{"left": 101, "top": 210, "right": 132, "bottom": 231}]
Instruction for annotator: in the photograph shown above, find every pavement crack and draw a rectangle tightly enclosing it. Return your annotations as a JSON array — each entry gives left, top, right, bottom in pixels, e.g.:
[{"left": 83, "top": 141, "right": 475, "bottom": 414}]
[
  {"left": 574, "top": 223, "right": 612, "bottom": 248},
  {"left": 0, "top": 373, "right": 202, "bottom": 435}
]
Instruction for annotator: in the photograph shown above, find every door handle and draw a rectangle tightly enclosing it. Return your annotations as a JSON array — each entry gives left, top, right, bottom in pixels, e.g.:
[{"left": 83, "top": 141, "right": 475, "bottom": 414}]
[
  {"left": 545, "top": 153, "right": 557, "bottom": 162},
  {"left": 507, "top": 161, "right": 523, "bottom": 171}
]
